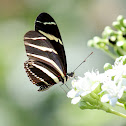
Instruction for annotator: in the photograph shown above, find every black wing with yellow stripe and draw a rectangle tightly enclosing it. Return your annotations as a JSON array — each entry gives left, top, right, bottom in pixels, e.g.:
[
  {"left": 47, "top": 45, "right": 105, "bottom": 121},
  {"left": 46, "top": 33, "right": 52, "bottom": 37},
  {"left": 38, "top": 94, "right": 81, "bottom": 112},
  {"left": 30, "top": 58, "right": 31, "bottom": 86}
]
[
  {"left": 35, "top": 13, "right": 67, "bottom": 72},
  {"left": 24, "top": 13, "right": 68, "bottom": 91}
]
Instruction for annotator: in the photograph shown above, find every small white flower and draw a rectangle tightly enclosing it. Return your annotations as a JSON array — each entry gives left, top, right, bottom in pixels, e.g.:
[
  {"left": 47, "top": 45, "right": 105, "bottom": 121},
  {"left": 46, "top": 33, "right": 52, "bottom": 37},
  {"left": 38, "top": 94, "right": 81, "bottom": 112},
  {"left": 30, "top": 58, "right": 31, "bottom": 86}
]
[
  {"left": 71, "top": 97, "right": 81, "bottom": 104},
  {"left": 67, "top": 71, "right": 100, "bottom": 104},
  {"left": 101, "top": 80, "right": 125, "bottom": 106},
  {"left": 101, "top": 94, "right": 117, "bottom": 106},
  {"left": 101, "top": 56, "right": 126, "bottom": 106},
  {"left": 67, "top": 89, "right": 77, "bottom": 98},
  {"left": 67, "top": 87, "right": 82, "bottom": 104}
]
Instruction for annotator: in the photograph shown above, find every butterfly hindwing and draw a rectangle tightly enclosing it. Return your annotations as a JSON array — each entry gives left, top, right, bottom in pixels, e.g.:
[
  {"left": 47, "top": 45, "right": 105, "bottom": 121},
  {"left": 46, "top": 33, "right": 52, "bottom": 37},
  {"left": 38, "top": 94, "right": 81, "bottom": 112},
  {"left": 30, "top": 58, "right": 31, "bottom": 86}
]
[
  {"left": 24, "top": 59, "right": 60, "bottom": 91},
  {"left": 24, "top": 32, "right": 67, "bottom": 91}
]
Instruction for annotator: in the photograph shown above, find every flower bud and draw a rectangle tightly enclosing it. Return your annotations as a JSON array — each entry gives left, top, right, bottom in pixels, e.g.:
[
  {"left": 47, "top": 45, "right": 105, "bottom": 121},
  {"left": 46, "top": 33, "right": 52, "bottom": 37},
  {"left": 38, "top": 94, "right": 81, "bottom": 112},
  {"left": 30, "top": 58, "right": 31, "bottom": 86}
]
[
  {"left": 117, "top": 15, "right": 124, "bottom": 22},
  {"left": 79, "top": 101, "right": 94, "bottom": 109},
  {"left": 87, "top": 40, "right": 94, "bottom": 47},
  {"left": 104, "top": 63, "right": 112, "bottom": 71},
  {"left": 117, "top": 15, "right": 125, "bottom": 27},
  {"left": 123, "top": 19, "right": 126, "bottom": 27},
  {"left": 122, "top": 56, "right": 126, "bottom": 65},
  {"left": 113, "top": 21, "right": 121, "bottom": 31}
]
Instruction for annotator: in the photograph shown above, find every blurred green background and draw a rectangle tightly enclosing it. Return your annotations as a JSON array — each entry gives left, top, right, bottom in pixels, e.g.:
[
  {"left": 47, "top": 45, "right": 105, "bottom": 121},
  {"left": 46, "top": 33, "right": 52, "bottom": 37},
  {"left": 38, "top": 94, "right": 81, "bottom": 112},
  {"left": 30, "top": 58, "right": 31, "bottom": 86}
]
[{"left": 0, "top": 0, "right": 126, "bottom": 126}]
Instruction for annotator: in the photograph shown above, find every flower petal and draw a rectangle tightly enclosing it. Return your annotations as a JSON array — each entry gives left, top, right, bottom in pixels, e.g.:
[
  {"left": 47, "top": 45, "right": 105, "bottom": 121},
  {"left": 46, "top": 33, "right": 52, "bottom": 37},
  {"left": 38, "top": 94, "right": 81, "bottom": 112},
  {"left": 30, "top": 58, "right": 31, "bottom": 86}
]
[
  {"left": 67, "top": 89, "right": 77, "bottom": 98},
  {"left": 109, "top": 97, "right": 117, "bottom": 106},
  {"left": 101, "top": 94, "right": 110, "bottom": 103},
  {"left": 71, "top": 97, "right": 81, "bottom": 104}
]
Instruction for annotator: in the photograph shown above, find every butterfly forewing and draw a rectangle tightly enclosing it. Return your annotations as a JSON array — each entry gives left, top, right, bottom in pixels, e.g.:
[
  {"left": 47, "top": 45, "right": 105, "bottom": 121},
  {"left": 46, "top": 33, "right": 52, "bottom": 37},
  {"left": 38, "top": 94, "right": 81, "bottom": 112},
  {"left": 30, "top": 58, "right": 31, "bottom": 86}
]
[
  {"left": 35, "top": 13, "right": 67, "bottom": 73},
  {"left": 24, "top": 13, "right": 68, "bottom": 91},
  {"left": 35, "top": 13, "right": 62, "bottom": 40}
]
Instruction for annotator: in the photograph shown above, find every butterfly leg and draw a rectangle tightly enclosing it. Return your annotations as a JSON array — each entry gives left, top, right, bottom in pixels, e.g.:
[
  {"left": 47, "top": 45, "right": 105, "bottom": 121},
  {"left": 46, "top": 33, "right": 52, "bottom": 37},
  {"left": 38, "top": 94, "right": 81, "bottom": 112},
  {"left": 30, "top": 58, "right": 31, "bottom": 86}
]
[{"left": 60, "top": 84, "right": 67, "bottom": 94}]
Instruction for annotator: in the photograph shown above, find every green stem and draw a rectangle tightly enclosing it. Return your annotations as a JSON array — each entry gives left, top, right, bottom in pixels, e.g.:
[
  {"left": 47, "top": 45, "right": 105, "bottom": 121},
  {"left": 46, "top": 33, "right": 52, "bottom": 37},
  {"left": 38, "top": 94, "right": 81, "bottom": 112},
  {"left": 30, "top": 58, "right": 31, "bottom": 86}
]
[
  {"left": 116, "top": 102, "right": 124, "bottom": 108},
  {"left": 117, "top": 46, "right": 126, "bottom": 56},
  {"left": 100, "top": 103, "right": 126, "bottom": 118},
  {"left": 90, "top": 92, "right": 100, "bottom": 100},
  {"left": 109, "top": 109, "right": 126, "bottom": 118},
  {"left": 104, "top": 50, "right": 118, "bottom": 60}
]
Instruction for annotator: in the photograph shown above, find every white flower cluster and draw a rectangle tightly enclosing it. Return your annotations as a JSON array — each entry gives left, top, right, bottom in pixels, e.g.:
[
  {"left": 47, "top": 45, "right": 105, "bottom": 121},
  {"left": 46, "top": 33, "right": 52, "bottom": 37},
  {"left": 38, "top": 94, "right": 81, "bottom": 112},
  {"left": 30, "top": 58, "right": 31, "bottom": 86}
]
[
  {"left": 101, "top": 56, "right": 126, "bottom": 106},
  {"left": 67, "top": 71, "right": 101, "bottom": 104},
  {"left": 67, "top": 56, "right": 126, "bottom": 107}
]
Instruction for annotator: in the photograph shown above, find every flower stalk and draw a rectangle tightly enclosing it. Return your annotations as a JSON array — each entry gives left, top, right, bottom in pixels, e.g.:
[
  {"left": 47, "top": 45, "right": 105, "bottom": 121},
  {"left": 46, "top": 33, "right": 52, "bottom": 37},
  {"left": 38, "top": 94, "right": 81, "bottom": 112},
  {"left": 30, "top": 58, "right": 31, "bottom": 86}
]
[{"left": 108, "top": 109, "right": 126, "bottom": 118}]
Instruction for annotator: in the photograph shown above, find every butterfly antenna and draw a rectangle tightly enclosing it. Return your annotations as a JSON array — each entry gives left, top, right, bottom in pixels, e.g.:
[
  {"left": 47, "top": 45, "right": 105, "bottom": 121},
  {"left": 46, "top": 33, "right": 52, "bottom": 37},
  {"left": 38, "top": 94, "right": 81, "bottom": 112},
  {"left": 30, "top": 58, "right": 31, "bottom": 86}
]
[{"left": 73, "top": 52, "right": 93, "bottom": 72}]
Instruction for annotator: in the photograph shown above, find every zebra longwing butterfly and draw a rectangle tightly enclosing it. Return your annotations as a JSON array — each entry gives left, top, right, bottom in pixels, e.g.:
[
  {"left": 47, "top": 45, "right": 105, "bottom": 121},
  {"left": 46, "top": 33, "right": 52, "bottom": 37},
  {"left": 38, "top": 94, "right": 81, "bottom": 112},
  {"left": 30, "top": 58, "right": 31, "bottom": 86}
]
[{"left": 24, "top": 12, "right": 74, "bottom": 91}]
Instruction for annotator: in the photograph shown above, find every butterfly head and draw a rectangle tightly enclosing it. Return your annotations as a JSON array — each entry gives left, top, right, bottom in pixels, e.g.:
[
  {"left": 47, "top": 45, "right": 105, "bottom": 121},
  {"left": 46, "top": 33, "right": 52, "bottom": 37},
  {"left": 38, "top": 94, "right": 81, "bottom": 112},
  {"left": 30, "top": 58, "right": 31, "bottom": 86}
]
[{"left": 67, "top": 72, "right": 74, "bottom": 79}]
